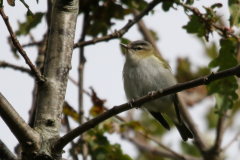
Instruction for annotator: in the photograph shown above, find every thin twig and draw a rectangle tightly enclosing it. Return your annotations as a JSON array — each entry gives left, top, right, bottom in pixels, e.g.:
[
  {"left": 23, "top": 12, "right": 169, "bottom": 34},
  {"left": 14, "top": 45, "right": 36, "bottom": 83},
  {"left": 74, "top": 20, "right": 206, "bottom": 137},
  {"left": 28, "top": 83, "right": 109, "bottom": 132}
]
[
  {"left": 22, "top": 41, "right": 41, "bottom": 48},
  {"left": 73, "top": 0, "right": 162, "bottom": 49},
  {"left": 0, "top": 61, "right": 33, "bottom": 76},
  {"left": 0, "top": 7, "right": 45, "bottom": 83},
  {"left": 54, "top": 64, "right": 240, "bottom": 150},
  {"left": 174, "top": 1, "right": 240, "bottom": 41},
  {"left": 222, "top": 130, "right": 240, "bottom": 151}
]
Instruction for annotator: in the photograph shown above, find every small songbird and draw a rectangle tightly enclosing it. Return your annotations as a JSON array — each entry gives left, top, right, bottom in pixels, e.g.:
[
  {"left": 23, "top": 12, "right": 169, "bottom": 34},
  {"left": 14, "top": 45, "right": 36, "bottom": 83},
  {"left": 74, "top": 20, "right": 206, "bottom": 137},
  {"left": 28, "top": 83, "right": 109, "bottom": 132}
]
[{"left": 121, "top": 40, "right": 193, "bottom": 141}]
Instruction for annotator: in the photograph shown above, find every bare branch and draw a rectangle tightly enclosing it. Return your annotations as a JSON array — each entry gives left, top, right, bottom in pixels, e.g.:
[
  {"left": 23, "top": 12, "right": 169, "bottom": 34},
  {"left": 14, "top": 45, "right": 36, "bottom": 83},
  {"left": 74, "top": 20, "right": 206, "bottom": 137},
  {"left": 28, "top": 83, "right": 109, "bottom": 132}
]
[
  {"left": 22, "top": 41, "right": 41, "bottom": 48},
  {"left": 0, "top": 61, "right": 33, "bottom": 76},
  {"left": 73, "top": 0, "right": 162, "bottom": 49},
  {"left": 222, "top": 130, "right": 240, "bottom": 151},
  {"left": 212, "top": 111, "right": 230, "bottom": 153},
  {"left": 0, "top": 7, "right": 45, "bottom": 83},
  {"left": 0, "top": 93, "right": 41, "bottom": 152},
  {"left": 55, "top": 64, "right": 240, "bottom": 150},
  {"left": 124, "top": 135, "right": 202, "bottom": 160},
  {"left": 0, "top": 139, "right": 17, "bottom": 160}
]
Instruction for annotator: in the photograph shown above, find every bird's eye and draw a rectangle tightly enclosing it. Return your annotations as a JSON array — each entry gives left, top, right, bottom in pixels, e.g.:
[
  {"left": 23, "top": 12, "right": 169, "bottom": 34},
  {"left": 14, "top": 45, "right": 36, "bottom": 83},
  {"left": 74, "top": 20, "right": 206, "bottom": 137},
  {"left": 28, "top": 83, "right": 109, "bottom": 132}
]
[{"left": 137, "top": 47, "right": 142, "bottom": 50}]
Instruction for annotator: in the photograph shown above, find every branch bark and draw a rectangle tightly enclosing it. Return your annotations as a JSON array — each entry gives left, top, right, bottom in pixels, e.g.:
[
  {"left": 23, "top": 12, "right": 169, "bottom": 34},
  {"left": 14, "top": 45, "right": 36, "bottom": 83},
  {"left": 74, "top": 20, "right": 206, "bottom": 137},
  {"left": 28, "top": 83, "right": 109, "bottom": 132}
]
[
  {"left": 55, "top": 64, "right": 240, "bottom": 150},
  {"left": 0, "top": 139, "right": 17, "bottom": 160},
  {"left": 0, "top": 7, "right": 45, "bottom": 83},
  {"left": 0, "top": 93, "right": 41, "bottom": 153},
  {"left": 73, "top": 0, "right": 162, "bottom": 49}
]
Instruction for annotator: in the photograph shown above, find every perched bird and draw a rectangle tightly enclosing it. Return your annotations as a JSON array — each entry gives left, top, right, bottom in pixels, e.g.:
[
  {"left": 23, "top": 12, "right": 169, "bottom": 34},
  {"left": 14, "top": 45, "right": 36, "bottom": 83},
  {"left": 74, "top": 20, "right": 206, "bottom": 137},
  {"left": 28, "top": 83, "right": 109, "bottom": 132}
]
[{"left": 121, "top": 40, "right": 193, "bottom": 141}]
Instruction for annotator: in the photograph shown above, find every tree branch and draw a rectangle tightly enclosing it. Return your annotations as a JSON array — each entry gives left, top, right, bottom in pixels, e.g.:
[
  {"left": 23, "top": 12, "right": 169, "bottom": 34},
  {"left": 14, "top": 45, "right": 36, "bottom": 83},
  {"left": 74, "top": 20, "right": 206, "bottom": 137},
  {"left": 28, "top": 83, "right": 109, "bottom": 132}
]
[
  {"left": 0, "top": 93, "right": 41, "bottom": 152},
  {"left": 0, "top": 61, "right": 33, "bottom": 76},
  {"left": 174, "top": 1, "right": 240, "bottom": 41},
  {"left": 73, "top": 0, "right": 162, "bottom": 49},
  {"left": 22, "top": 41, "right": 41, "bottom": 48},
  {"left": 0, "top": 139, "right": 17, "bottom": 160},
  {"left": 0, "top": 7, "right": 45, "bottom": 83},
  {"left": 55, "top": 64, "right": 240, "bottom": 150},
  {"left": 212, "top": 111, "right": 230, "bottom": 153}
]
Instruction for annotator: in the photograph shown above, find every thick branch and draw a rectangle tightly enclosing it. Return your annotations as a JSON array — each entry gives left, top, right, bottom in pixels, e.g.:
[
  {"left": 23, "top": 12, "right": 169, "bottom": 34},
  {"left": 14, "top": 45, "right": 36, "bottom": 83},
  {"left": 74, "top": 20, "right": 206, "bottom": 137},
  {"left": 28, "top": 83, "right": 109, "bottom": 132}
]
[
  {"left": 0, "top": 93, "right": 41, "bottom": 152},
  {"left": 55, "top": 64, "right": 240, "bottom": 150},
  {"left": 0, "top": 7, "right": 45, "bottom": 83},
  {"left": 0, "top": 139, "right": 17, "bottom": 160},
  {"left": 0, "top": 61, "right": 33, "bottom": 76},
  {"left": 73, "top": 0, "right": 162, "bottom": 48}
]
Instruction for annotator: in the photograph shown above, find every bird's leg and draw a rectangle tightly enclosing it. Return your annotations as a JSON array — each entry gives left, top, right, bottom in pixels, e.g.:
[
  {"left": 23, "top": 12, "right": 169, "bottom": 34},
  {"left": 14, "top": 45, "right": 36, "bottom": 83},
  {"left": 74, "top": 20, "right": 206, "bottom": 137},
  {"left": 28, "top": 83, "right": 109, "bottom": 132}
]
[
  {"left": 128, "top": 99, "right": 135, "bottom": 108},
  {"left": 148, "top": 91, "right": 155, "bottom": 98}
]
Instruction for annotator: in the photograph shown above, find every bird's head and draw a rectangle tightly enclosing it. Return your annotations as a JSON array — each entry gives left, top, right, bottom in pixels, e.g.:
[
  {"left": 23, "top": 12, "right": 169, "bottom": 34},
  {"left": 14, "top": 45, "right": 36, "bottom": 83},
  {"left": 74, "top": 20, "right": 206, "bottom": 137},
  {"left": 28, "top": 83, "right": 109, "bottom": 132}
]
[{"left": 120, "top": 40, "right": 155, "bottom": 61}]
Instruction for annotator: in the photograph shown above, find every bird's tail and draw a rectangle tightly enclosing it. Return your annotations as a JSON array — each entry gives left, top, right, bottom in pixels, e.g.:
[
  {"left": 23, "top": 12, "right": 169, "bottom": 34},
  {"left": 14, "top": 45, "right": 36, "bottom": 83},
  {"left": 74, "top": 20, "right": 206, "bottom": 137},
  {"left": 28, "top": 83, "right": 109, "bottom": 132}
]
[{"left": 174, "top": 121, "right": 193, "bottom": 142}]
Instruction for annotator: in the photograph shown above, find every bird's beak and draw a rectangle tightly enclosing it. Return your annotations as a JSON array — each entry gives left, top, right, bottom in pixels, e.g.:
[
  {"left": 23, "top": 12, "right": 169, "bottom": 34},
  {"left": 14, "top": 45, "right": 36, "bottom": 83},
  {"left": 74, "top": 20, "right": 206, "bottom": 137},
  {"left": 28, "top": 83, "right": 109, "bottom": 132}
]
[{"left": 120, "top": 43, "right": 129, "bottom": 49}]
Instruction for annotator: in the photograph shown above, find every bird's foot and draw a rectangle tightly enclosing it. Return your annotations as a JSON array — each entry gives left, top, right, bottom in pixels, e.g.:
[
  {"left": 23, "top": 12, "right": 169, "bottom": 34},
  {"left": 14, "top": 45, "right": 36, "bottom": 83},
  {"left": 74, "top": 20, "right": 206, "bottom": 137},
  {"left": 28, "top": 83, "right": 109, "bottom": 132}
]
[
  {"left": 148, "top": 91, "right": 155, "bottom": 99},
  {"left": 128, "top": 99, "right": 135, "bottom": 108}
]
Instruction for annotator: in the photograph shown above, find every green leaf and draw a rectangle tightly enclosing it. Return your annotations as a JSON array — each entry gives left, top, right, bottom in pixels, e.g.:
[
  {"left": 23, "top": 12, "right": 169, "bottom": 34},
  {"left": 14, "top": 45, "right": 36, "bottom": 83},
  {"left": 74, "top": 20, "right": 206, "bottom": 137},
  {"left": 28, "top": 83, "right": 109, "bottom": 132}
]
[
  {"left": 120, "top": 38, "right": 131, "bottom": 54},
  {"left": 211, "top": 3, "right": 223, "bottom": 9},
  {"left": 229, "top": 0, "right": 240, "bottom": 27},
  {"left": 16, "top": 12, "right": 44, "bottom": 36},
  {"left": 121, "top": 0, "right": 148, "bottom": 11},
  {"left": 162, "top": 1, "right": 173, "bottom": 12},
  {"left": 207, "top": 38, "right": 238, "bottom": 115},
  {"left": 183, "top": 15, "right": 205, "bottom": 37},
  {"left": 186, "top": 0, "right": 194, "bottom": 5},
  {"left": 0, "top": 0, "right": 3, "bottom": 8},
  {"left": 87, "top": 126, "right": 132, "bottom": 160},
  {"left": 206, "top": 107, "right": 218, "bottom": 129},
  {"left": 181, "top": 141, "right": 201, "bottom": 157},
  {"left": 148, "top": 29, "right": 159, "bottom": 41}
]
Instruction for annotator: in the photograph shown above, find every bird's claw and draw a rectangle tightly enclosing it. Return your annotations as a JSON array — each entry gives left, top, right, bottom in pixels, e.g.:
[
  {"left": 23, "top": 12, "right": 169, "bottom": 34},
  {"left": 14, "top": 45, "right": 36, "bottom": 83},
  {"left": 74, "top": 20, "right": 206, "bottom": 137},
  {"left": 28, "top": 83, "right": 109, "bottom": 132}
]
[
  {"left": 148, "top": 91, "right": 155, "bottom": 99},
  {"left": 128, "top": 99, "right": 135, "bottom": 108}
]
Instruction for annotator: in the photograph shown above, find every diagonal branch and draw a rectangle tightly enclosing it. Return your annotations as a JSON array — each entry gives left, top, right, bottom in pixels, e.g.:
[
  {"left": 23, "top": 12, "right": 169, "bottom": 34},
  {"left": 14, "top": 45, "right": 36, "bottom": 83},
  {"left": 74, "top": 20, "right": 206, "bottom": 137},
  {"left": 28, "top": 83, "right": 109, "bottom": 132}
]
[
  {"left": 0, "top": 93, "right": 41, "bottom": 152},
  {"left": 54, "top": 64, "right": 240, "bottom": 150},
  {"left": 73, "top": 0, "right": 162, "bottom": 49},
  {"left": 0, "top": 139, "right": 17, "bottom": 160},
  {"left": 0, "top": 7, "right": 45, "bottom": 83}
]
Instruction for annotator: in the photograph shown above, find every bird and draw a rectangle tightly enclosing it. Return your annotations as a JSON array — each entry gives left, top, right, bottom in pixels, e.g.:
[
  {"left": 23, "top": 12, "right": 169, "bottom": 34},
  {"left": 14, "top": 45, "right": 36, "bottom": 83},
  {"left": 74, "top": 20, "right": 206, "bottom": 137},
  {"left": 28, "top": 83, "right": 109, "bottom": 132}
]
[{"left": 121, "top": 40, "right": 193, "bottom": 141}]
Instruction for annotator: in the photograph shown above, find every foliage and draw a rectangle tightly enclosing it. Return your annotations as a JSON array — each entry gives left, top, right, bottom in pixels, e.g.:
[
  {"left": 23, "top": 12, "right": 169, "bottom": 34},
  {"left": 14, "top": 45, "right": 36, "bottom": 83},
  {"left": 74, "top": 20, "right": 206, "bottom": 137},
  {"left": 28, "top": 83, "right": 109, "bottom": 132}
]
[
  {"left": 181, "top": 142, "right": 201, "bottom": 157},
  {"left": 229, "top": 0, "right": 240, "bottom": 27},
  {"left": 16, "top": 12, "right": 44, "bottom": 36},
  {"left": 207, "top": 38, "right": 238, "bottom": 115},
  {"left": 87, "top": 126, "right": 132, "bottom": 160}
]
